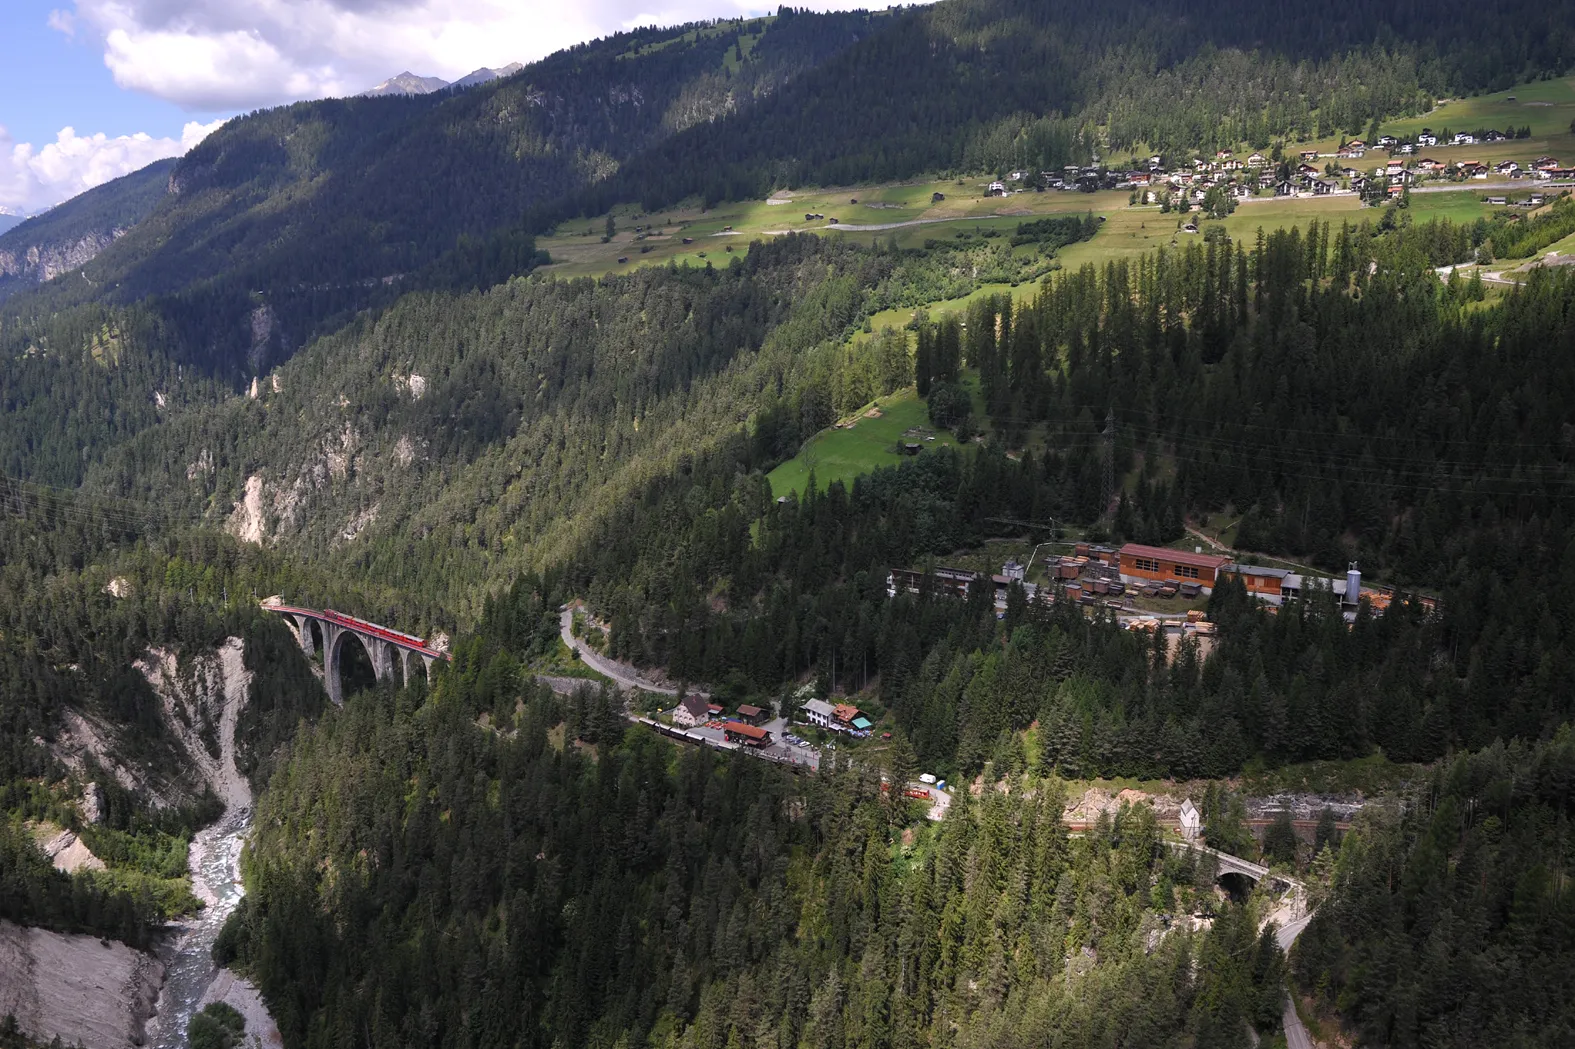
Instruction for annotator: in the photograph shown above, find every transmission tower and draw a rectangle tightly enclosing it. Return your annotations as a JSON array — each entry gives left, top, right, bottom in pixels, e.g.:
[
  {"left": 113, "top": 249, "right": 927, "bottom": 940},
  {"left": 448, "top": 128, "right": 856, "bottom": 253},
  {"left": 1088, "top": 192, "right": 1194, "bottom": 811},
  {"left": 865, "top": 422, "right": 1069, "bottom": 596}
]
[{"left": 1101, "top": 408, "right": 1116, "bottom": 517}]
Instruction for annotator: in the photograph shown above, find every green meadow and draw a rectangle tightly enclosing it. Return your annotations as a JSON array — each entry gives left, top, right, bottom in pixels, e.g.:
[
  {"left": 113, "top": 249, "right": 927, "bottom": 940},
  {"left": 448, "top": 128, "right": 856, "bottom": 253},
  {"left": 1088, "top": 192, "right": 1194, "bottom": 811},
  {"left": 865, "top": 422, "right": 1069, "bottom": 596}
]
[{"left": 767, "top": 387, "right": 960, "bottom": 498}]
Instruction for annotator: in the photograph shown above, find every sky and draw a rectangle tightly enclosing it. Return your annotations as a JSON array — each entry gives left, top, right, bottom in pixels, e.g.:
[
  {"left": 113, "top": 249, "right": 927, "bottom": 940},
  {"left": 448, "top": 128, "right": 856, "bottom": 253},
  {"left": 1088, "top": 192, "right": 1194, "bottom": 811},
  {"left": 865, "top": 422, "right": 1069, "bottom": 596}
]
[{"left": 0, "top": 0, "right": 896, "bottom": 216}]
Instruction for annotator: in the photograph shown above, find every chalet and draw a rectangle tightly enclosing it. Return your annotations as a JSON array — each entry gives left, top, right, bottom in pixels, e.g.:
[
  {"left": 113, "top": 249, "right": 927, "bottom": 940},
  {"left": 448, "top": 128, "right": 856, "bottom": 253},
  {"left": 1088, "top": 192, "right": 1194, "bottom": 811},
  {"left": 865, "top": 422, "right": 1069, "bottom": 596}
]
[
  {"left": 1345, "top": 139, "right": 1366, "bottom": 151},
  {"left": 735, "top": 703, "right": 767, "bottom": 725},
  {"left": 1417, "top": 130, "right": 1437, "bottom": 146},
  {"left": 1495, "top": 161, "right": 1520, "bottom": 175},
  {"left": 1536, "top": 157, "right": 1560, "bottom": 170},
  {"left": 1258, "top": 171, "right": 1277, "bottom": 189},
  {"left": 833, "top": 703, "right": 873, "bottom": 732},
  {"left": 672, "top": 694, "right": 711, "bottom": 728},
  {"left": 1397, "top": 143, "right": 1416, "bottom": 155},
  {"left": 1299, "top": 149, "right": 1319, "bottom": 162},
  {"left": 1117, "top": 543, "right": 1228, "bottom": 594},
  {"left": 1148, "top": 156, "right": 1164, "bottom": 170},
  {"left": 987, "top": 181, "right": 1007, "bottom": 196},
  {"left": 1377, "top": 134, "right": 1398, "bottom": 148},
  {"left": 723, "top": 721, "right": 773, "bottom": 747},
  {"left": 1276, "top": 179, "right": 1296, "bottom": 197},
  {"left": 1453, "top": 132, "right": 1476, "bottom": 145},
  {"left": 1247, "top": 152, "right": 1267, "bottom": 167},
  {"left": 1180, "top": 799, "right": 1201, "bottom": 840},
  {"left": 1309, "top": 178, "right": 1334, "bottom": 195},
  {"left": 1337, "top": 145, "right": 1366, "bottom": 159},
  {"left": 1417, "top": 158, "right": 1441, "bottom": 172},
  {"left": 1485, "top": 130, "right": 1507, "bottom": 142},
  {"left": 1215, "top": 149, "right": 1233, "bottom": 160},
  {"left": 1128, "top": 172, "right": 1151, "bottom": 187},
  {"left": 1297, "top": 163, "right": 1320, "bottom": 176}
]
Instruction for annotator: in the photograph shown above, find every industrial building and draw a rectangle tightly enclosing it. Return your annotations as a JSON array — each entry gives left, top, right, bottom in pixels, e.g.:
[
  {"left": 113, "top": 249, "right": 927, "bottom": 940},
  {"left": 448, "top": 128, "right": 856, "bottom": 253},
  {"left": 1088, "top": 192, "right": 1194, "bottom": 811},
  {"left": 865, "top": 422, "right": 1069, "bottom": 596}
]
[{"left": 1117, "top": 544, "right": 1229, "bottom": 595}]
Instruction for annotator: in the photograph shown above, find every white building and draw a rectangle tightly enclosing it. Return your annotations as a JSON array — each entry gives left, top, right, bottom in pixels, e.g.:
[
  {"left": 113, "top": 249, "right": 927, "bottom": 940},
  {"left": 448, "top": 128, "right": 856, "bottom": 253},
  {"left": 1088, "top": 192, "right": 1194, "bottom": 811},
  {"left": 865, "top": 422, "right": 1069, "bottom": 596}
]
[
  {"left": 802, "top": 698, "right": 836, "bottom": 728},
  {"left": 1180, "top": 799, "right": 1201, "bottom": 840},
  {"left": 672, "top": 693, "right": 711, "bottom": 728}
]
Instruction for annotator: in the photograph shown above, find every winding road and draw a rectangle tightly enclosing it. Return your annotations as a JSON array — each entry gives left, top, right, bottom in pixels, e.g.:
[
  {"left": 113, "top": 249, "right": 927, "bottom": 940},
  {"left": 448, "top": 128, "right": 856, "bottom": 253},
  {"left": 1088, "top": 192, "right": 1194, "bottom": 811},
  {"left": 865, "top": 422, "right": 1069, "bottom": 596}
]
[{"left": 558, "top": 606, "right": 696, "bottom": 696}]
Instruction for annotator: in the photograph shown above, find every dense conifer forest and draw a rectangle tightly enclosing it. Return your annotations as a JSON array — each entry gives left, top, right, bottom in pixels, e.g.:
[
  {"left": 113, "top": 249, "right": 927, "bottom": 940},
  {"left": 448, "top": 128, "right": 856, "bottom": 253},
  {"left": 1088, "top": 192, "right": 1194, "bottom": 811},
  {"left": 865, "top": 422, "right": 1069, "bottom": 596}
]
[{"left": 5, "top": 0, "right": 1575, "bottom": 1045}]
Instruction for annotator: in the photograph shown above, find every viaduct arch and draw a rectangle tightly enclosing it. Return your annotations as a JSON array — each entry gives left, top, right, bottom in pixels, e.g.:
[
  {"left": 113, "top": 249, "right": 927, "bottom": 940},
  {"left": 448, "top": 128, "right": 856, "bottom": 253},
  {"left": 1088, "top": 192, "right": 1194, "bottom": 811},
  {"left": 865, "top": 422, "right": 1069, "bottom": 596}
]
[{"left": 262, "top": 601, "right": 448, "bottom": 704}]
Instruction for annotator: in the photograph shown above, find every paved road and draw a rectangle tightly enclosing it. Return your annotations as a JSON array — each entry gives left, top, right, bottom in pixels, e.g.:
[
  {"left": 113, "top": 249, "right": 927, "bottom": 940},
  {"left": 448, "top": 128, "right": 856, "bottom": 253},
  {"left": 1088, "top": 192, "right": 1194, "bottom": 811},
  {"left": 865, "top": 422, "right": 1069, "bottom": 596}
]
[
  {"left": 1278, "top": 909, "right": 1317, "bottom": 1049},
  {"left": 559, "top": 606, "right": 692, "bottom": 696}
]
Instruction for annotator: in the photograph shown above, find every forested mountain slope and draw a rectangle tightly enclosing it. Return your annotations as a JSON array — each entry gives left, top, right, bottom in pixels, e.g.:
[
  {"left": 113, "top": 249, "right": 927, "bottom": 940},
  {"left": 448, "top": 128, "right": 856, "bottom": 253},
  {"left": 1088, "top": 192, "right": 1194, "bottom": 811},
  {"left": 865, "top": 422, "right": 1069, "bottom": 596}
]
[
  {"left": 0, "top": 11, "right": 877, "bottom": 384},
  {"left": 0, "top": 159, "right": 174, "bottom": 302}
]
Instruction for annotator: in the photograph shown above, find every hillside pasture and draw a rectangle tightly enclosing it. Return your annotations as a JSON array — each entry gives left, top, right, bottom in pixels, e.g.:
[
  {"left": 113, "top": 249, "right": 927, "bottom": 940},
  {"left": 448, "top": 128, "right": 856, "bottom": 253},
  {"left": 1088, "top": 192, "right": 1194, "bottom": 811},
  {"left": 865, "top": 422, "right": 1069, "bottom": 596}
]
[{"left": 767, "top": 387, "right": 958, "bottom": 498}]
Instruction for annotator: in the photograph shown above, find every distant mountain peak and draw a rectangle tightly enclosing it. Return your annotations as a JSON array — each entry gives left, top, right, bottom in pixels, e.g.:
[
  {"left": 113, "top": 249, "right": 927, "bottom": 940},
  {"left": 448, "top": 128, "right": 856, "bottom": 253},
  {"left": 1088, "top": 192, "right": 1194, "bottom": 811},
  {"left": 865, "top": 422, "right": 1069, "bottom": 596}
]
[
  {"left": 361, "top": 63, "right": 522, "bottom": 98},
  {"left": 362, "top": 71, "right": 451, "bottom": 97}
]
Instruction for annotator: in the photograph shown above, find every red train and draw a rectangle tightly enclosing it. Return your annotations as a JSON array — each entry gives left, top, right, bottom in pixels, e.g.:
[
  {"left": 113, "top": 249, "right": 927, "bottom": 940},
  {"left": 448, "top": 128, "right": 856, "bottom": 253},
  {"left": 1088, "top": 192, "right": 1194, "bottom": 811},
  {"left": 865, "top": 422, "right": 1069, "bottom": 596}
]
[{"left": 269, "top": 604, "right": 445, "bottom": 657}]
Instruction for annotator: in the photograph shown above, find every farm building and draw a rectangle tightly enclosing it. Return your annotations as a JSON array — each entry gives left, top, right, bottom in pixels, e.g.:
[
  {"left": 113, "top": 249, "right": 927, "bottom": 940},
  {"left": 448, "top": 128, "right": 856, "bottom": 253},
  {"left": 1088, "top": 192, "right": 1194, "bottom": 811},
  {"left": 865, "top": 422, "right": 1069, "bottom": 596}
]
[
  {"left": 735, "top": 703, "right": 767, "bottom": 725},
  {"left": 1117, "top": 544, "right": 1228, "bottom": 594}
]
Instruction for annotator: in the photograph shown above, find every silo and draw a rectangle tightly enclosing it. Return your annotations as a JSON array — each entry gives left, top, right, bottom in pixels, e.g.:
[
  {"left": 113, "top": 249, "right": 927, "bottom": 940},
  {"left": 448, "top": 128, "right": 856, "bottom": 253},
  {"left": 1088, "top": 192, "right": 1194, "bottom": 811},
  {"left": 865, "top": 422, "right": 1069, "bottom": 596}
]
[{"left": 1346, "top": 562, "right": 1361, "bottom": 607}]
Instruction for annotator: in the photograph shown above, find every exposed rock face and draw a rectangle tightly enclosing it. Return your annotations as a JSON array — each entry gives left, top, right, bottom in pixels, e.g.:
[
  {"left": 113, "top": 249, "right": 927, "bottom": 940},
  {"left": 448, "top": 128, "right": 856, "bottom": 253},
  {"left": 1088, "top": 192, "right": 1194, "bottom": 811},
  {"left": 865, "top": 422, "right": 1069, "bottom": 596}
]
[
  {"left": 0, "top": 919, "right": 164, "bottom": 1049},
  {"left": 135, "top": 638, "right": 254, "bottom": 811},
  {"left": 0, "top": 228, "right": 126, "bottom": 286},
  {"left": 37, "top": 827, "right": 106, "bottom": 873}
]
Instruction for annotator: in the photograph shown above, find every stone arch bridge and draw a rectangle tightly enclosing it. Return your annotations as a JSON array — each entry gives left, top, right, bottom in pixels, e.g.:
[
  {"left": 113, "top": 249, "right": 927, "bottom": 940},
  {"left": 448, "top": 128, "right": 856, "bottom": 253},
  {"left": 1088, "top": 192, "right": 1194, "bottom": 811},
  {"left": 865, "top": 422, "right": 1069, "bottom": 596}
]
[{"left": 263, "top": 602, "right": 448, "bottom": 704}]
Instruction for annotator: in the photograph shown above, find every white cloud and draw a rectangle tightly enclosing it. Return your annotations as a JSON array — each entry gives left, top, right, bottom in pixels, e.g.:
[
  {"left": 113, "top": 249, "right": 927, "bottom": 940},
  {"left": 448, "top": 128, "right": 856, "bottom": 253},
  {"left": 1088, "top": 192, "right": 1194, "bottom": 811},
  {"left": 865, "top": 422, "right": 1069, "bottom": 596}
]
[
  {"left": 55, "top": 0, "right": 909, "bottom": 111},
  {"left": 0, "top": 119, "right": 224, "bottom": 214}
]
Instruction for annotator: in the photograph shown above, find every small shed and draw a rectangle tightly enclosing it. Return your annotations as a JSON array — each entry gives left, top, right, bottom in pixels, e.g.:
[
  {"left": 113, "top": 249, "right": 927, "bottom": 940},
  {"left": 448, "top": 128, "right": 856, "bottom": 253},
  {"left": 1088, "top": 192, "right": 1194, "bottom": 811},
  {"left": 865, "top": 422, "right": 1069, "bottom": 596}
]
[
  {"left": 1180, "top": 799, "right": 1201, "bottom": 840},
  {"left": 736, "top": 703, "right": 766, "bottom": 725}
]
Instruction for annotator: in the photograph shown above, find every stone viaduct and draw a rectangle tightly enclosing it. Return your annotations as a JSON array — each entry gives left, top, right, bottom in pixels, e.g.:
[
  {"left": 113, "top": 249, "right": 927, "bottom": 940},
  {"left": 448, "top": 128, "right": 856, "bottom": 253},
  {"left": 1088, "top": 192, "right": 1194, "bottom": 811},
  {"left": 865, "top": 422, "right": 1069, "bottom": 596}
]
[{"left": 262, "top": 601, "right": 448, "bottom": 704}]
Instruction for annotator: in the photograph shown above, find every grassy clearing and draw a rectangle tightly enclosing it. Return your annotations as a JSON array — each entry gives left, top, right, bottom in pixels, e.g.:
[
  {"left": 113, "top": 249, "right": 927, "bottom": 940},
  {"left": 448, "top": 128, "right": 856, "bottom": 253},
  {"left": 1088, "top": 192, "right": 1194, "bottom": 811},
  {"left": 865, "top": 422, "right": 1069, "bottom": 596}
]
[{"left": 767, "top": 386, "right": 959, "bottom": 498}]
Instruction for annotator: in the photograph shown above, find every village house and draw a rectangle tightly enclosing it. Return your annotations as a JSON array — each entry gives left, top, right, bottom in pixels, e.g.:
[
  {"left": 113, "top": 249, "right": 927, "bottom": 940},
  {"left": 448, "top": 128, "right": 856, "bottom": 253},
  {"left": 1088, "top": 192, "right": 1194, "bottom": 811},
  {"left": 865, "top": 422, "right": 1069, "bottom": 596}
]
[
  {"left": 1495, "top": 161, "right": 1520, "bottom": 175},
  {"left": 1418, "top": 130, "right": 1438, "bottom": 147},
  {"left": 1397, "top": 143, "right": 1416, "bottom": 155},
  {"left": 802, "top": 698, "right": 836, "bottom": 729},
  {"left": 1180, "top": 799, "right": 1201, "bottom": 840},
  {"left": 1247, "top": 151, "right": 1266, "bottom": 167},
  {"left": 1453, "top": 132, "right": 1476, "bottom": 145},
  {"left": 735, "top": 703, "right": 767, "bottom": 725},
  {"left": 672, "top": 693, "right": 711, "bottom": 728}
]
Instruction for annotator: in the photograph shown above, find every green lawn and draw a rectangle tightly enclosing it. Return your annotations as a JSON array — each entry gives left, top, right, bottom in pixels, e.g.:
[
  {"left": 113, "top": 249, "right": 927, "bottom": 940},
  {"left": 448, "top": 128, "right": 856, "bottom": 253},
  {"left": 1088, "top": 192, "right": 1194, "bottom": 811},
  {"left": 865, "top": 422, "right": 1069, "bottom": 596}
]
[
  {"left": 1405, "top": 190, "right": 1494, "bottom": 225},
  {"left": 767, "top": 387, "right": 958, "bottom": 498}
]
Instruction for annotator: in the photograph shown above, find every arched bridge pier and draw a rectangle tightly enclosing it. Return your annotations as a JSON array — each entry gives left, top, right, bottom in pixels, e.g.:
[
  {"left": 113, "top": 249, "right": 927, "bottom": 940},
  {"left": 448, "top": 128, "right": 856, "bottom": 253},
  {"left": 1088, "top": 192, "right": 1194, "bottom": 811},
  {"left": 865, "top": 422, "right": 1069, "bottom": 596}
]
[{"left": 263, "top": 601, "right": 449, "bottom": 704}]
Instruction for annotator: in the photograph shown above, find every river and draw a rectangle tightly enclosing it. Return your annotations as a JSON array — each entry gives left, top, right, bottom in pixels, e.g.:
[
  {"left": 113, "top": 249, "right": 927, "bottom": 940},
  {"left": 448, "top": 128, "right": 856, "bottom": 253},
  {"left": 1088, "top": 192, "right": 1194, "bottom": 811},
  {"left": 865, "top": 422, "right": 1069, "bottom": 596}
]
[{"left": 146, "top": 805, "right": 253, "bottom": 1048}]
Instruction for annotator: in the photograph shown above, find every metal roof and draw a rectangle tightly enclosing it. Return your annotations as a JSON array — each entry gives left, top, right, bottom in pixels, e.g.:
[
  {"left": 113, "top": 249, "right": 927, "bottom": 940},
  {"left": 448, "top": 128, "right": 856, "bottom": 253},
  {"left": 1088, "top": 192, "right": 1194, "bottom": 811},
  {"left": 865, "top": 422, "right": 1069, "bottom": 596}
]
[{"left": 1119, "top": 543, "right": 1228, "bottom": 571}]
